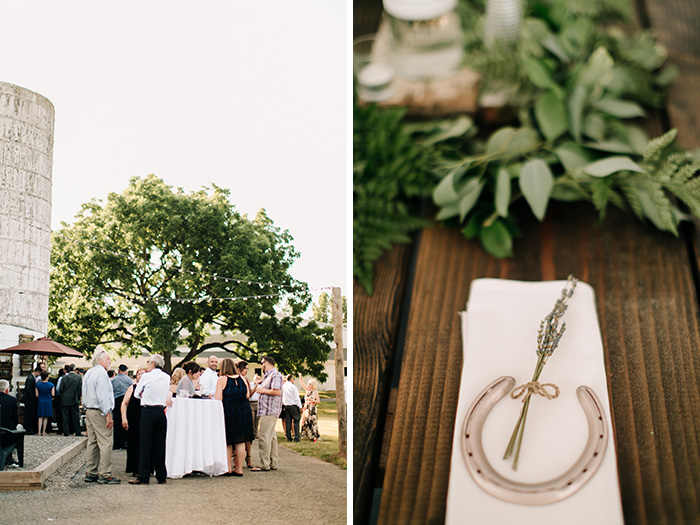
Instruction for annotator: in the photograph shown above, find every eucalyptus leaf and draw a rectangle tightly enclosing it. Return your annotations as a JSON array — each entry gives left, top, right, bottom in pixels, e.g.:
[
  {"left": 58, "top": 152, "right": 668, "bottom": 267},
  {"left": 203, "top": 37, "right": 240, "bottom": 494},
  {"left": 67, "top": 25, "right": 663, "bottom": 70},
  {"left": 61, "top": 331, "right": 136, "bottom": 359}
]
[
  {"left": 583, "top": 113, "right": 606, "bottom": 141},
  {"left": 593, "top": 97, "right": 645, "bottom": 118},
  {"left": 420, "top": 116, "right": 474, "bottom": 145},
  {"left": 519, "top": 159, "right": 554, "bottom": 220},
  {"left": 583, "top": 140, "right": 634, "bottom": 154},
  {"left": 568, "top": 85, "right": 587, "bottom": 142},
  {"left": 435, "top": 203, "right": 460, "bottom": 221},
  {"left": 523, "top": 58, "right": 557, "bottom": 90},
  {"left": 578, "top": 47, "right": 614, "bottom": 89},
  {"left": 480, "top": 220, "right": 513, "bottom": 258},
  {"left": 551, "top": 184, "right": 590, "bottom": 202},
  {"left": 534, "top": 92, "right": 569, "bottom": 142},
  {"left": 582, "top": 156, "right": 644, "bottom": 177},
  {"left": 486, "top": 127, "right": 517, "bottom": 155},
  {"left": 495, "top": 167, "right": 511, "bottom": 217},
  {"left": 433, "top": 166, "right": 467, "bottom": 206},
  {"left": 555, "top": 142, "right": 594, "bottom": 172},
  {"left": 458, "top": 179, "right": 485, "bottom": 220},
  {"left": 562, "top": 18, "right": 593, "bottom": 51}
]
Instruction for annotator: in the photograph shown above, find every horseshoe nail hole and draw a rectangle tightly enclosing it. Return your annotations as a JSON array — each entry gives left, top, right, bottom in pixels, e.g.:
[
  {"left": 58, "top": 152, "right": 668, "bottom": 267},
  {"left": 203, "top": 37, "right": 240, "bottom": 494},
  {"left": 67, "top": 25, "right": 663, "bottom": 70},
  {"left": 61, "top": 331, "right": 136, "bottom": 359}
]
[
  {"left": 567, "top": 482, "right": 573, "bottom": 486},
  {"left": 594, "top": 452, "right": 598, "bottom": 457},
  {"left": 466, "top": 434, "right": 470, "bottom": 439},
  {"left": 599, "top": 416, "right": 603, "bottom": 421},
  {"left": 600, "top": 434, "right": 603, "bottom": 439},
  {"left": 476, "top": 469, "right": 481, "bottom": 474},
  {"left": 582, "top": 468, "right": 588, "bottom": 473},
  {"left": 468, "top": 452, "right": 473, "bottom": 457}
]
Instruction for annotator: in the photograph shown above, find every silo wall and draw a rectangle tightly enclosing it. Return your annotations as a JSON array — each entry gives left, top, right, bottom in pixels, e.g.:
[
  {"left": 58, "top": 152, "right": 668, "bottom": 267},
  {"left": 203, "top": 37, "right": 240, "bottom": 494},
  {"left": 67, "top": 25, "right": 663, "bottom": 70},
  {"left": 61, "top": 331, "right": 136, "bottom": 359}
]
[{"left": 0, "top": 81, "right": 55, "bottom": 346}]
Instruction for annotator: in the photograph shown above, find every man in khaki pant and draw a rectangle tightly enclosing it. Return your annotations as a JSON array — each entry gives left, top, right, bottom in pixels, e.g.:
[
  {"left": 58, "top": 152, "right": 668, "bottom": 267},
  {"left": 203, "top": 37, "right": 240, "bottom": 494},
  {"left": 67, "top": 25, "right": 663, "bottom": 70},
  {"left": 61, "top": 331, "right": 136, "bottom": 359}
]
[
  {"left": 81, "top": 349, "right": 120, "bottom": 484},
  {"left": 251, "top": 356, "right": 283, "bottom": 472}
]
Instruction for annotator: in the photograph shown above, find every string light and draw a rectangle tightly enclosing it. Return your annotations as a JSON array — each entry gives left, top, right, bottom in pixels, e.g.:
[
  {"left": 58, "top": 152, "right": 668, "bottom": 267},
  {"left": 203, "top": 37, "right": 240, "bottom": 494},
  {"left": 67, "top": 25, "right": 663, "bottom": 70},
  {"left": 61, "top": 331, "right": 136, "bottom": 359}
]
[
  {"left": 1, "top": 213, "right": 336, "bottom": 304},
  {"left": 1, "top": 212, "right": 311, "bottom": 292}
]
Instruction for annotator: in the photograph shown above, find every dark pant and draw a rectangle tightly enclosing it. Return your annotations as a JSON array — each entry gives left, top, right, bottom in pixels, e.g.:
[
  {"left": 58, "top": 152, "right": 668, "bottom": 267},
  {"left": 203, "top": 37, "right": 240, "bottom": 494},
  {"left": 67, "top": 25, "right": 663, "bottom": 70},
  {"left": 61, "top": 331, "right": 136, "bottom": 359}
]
[
  {"left": 62, "top": 404, "right": 81, "bottom": 436},
  {"left": 138, "top": 406, "right": 167, "bottom": 483},
  {"left": 23, "top": 400, "right": 37, "bottom": 434},
  {"left": 53, "top": 394, "right": 62, "bottom": 434},
  {"left": 112, "top": 396, "right": 127, "bottom": 449},
  {"left": 284, "top": 405, "right": 301, "bottom": 441}
]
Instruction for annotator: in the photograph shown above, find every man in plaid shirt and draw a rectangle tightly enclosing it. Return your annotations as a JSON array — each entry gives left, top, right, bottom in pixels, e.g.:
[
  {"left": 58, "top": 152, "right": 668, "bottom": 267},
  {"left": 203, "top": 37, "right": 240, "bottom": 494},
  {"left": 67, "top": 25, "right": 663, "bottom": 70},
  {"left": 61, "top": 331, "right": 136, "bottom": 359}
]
[{"left": 251, "top": 356, "right": 283, "bottom": 471}]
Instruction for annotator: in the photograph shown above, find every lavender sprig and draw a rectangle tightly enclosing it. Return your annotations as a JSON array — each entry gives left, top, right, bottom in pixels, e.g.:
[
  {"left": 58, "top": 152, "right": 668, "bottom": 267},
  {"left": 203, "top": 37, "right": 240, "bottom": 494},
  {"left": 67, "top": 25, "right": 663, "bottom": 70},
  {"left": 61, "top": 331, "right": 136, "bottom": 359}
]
[{"left": 503, "top": 275, "right": 578, "bottom": 470}]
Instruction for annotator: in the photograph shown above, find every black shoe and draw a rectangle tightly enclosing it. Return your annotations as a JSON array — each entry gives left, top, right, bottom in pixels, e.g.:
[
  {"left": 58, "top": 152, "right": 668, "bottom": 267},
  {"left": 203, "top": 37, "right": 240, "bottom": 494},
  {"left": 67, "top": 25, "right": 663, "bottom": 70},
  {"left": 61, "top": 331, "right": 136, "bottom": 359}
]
[
  {"left": 84, "top": 474, "right": 98, "bottom": 483},
  {"left": 97, "top": 476, "right": 121, "bottom": 484},
  {"left": 157, "top": 479, "right": 167, "bottom": 484}
]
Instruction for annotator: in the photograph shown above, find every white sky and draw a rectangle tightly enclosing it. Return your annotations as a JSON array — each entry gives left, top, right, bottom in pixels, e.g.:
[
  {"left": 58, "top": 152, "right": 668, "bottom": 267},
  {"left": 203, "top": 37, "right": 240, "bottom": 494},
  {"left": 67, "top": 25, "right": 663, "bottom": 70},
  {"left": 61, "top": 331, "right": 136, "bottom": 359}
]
[{"left": 2, "top": 0, "right": 348, "bottom": 307}]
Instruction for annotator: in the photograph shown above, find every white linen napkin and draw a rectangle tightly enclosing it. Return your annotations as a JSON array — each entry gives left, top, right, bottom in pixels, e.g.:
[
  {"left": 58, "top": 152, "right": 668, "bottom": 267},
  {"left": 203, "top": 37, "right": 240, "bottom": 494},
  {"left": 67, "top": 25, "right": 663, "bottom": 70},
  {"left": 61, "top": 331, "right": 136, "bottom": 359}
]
[{"left": 446, "top": 278, "right": 623, "bottom": 524}]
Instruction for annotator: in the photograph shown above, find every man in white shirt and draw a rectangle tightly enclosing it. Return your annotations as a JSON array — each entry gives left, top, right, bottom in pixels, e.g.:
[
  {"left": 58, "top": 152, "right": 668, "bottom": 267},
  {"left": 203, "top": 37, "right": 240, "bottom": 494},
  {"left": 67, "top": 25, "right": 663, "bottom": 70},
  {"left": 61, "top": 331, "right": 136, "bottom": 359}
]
[
  {"left": 82, "top": 349, "right": 120, "bottom": 484},
  {"left": 130, "top": 354, "right": 171, "bottom": 485},
  {"left": 198, "top": 356, "right": 219, "bottom": 398},
  {"left": 282, "top": 375, "right": 302, "bottom": 442}
]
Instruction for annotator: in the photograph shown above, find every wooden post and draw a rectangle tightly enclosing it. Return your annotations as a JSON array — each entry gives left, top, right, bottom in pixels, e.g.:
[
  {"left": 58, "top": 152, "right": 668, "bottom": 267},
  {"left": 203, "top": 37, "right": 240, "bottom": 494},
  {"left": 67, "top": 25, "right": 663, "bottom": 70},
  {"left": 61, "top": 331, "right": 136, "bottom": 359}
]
[{"left": 332, "top": 286, "right": 347, "bottom": 455}]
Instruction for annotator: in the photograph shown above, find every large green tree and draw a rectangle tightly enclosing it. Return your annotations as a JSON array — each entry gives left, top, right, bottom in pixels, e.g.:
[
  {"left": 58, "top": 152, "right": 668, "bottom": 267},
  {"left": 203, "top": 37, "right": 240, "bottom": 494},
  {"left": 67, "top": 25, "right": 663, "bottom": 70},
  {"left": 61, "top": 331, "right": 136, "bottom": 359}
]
[{"left": 49, "top": 175, "right": 332, "bottom": 378}]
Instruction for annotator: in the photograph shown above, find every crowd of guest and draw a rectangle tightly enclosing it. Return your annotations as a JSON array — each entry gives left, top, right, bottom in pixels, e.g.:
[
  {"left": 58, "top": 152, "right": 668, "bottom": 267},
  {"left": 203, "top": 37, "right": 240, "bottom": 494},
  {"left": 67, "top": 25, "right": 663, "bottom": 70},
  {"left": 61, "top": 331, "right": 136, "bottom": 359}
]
[{"left": 1, "top": 353, "right": 323, "bottom": 477}]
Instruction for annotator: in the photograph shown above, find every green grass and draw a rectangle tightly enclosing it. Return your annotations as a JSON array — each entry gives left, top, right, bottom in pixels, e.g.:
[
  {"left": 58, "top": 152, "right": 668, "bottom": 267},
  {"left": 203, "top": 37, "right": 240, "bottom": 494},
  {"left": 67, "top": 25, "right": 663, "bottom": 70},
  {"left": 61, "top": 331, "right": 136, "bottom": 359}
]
[{"left": 276, "top": 391, "right": 347, "bottom": 469}]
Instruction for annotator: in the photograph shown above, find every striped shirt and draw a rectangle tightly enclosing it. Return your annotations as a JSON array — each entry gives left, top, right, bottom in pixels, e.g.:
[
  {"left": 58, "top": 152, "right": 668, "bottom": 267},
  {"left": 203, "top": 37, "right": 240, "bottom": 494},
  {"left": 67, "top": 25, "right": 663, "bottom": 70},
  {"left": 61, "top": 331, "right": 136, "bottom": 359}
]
[{"left": 257, "top": 368, "right": 283, "bottom": 417}]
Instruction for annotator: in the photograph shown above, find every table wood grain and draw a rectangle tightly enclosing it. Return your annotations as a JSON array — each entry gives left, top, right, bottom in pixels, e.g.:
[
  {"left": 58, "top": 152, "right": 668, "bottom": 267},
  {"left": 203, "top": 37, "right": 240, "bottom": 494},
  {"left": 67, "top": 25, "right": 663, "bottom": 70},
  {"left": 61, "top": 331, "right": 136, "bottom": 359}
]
[{"left": 353, "top": 0, "right": 700, "bottom": 523}]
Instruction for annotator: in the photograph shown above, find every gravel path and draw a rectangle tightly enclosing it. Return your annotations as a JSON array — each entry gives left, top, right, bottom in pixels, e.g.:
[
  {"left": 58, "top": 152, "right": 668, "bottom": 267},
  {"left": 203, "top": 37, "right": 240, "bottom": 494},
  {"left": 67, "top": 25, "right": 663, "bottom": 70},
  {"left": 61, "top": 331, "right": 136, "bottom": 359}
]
[
  {"left": 8, "top": 435, "right": 84, "bottom": 471},
  {"left": 0, "top": 446, "right": 347, "bottom": 524}
]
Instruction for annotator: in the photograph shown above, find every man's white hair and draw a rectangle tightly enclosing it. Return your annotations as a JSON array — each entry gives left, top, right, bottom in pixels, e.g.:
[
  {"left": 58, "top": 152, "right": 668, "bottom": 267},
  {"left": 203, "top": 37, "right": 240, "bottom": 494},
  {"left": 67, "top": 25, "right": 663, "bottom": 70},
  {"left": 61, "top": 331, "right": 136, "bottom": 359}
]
[
  {"left": 148, "top": 354, "right": 165, "bottom": 369},
  {"left": 0, "top": 379, "right": 9, "bottom": 392},
  {"left": 92, "top": 349, "right": 110, "bottom": 367}
]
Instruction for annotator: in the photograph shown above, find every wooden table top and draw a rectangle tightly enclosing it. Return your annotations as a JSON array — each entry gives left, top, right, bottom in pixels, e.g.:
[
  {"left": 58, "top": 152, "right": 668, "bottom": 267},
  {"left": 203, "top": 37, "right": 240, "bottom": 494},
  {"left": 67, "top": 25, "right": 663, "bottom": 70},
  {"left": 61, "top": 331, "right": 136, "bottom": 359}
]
[{"left": 353, "top": 1, "right": 700, "bottom": 523}]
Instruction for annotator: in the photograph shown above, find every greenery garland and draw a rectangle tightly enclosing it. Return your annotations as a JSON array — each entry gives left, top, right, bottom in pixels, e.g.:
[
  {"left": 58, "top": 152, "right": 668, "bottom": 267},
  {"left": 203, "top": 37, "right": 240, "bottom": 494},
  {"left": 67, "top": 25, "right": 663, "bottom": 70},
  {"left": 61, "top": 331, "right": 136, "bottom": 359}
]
[{"left": 354, "top": 0, "right": 700, "bottom": 292}]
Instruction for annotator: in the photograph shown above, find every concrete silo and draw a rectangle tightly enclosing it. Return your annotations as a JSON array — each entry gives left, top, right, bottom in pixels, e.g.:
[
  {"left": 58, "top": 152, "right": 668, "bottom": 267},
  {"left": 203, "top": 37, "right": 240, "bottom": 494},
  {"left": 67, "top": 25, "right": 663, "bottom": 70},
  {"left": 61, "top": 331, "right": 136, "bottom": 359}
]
[{"left": 0, "top": 82, "right": 55, "bottom": 391}]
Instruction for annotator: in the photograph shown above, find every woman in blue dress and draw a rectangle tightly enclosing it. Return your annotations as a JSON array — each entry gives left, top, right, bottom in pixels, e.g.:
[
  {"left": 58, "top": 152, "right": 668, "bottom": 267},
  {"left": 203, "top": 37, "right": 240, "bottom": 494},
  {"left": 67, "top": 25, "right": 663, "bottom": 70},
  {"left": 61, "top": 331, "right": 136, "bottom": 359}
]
[
  {"left": 35, "top": 372, "right": 55, "bottom": 436},
  {"left": 215, "top": 358, "right": 254, "bottom": 476}
]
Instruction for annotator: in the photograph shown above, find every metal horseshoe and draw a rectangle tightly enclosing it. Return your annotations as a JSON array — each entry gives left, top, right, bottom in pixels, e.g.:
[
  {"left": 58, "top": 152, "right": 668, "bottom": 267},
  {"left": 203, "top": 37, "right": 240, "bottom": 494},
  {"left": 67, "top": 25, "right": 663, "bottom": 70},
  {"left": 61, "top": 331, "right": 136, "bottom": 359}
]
[{"left": 461, "top": 376, "right": 608, "bottom": 505}]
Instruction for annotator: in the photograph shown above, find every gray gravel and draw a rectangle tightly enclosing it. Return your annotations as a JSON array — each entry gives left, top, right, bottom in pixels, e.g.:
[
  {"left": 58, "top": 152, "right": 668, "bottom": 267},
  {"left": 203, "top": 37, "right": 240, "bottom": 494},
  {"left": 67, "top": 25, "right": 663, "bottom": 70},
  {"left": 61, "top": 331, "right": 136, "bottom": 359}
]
[
  {"left": 0, "top": 444, "right": 347, "bottom": 524},
  {"left": 7, "top": 435, "right": 84, "bottom": 471}
]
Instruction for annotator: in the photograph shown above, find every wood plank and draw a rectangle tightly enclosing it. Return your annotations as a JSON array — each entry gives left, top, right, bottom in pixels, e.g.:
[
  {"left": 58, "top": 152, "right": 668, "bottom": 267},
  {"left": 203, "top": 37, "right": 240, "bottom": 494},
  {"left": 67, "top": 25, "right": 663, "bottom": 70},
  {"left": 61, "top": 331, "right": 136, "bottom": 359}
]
[
  {"left": 38, "top": 438, "right": 86, "bottom": 483},
  {"left": 353, "top": 243, "right": 412, "bottom": 524},
  {"left": 643, "top": 0, "right": 700, "bottom": 148},
  {"left": 377, "top": 204, "right": 700, "bottom": 524}
]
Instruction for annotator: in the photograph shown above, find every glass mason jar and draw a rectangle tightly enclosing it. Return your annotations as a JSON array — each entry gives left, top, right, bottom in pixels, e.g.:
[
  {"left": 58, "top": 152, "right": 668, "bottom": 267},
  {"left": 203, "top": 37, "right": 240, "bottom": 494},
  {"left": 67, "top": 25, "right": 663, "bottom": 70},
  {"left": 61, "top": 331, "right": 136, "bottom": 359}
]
[{"left": 383, "top": 0, "right": 464, "bottom": 81}]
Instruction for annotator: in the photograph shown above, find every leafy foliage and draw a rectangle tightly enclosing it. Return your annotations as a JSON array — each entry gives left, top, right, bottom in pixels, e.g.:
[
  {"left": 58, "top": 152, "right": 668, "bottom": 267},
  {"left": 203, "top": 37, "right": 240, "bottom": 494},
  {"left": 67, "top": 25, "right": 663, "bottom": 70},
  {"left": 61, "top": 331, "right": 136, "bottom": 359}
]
[
  {"left": 431, "top": 0, "right": 696, "bottom": 256},
  {"left": 49, "top": 175, "right": 332, "bottom": 378},
  {"left": 353, "top": 99, "right": 474, "bottom": 293},
  {"left": 312, "top": 292, "right": 347, "bottom": 326}
]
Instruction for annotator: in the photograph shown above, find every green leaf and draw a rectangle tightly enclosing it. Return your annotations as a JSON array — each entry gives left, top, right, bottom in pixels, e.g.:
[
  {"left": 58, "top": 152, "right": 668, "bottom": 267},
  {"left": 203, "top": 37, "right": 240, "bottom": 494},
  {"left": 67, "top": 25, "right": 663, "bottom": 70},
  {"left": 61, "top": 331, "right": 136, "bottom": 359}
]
[
  {"left": 485, "top": 127, "right": 539, "bottom": 159},
  {"left": 495, "top": 167, "right": 511, "bottom": 217},
  {"left": 486, "top": 127, "right": 516, "bottom": 155},
  {"left": 420, "top": 116, "right": 474, "bottom": 145},
  {"left": 534, "top": 92, "right": 569, "bottom": 142},
  {"left": 523, "top": 58, "right": 560, "bottom": 94},
  {"left": 480, "top": 220, "right": 513, "bottom": 258},
  {"left": 568, "top": 85, "right": 587, "bottom": 142},
  {"left": 435, "top": 203, "right": 460, "bottom": 221},
  {"left": 551, "top": 184, "right": 590, "bottom": 202},
  {"left": 593, "top": 97, "right": 645, "bottom": 118},
  {"left": 583, "top": 114, "right": 606, "bottom": 141},
  {"left": 433, "top": 166, "right": 466, "bottom": 206},
  {"left": 462, "top": 214, "right": 481, "bottom": 239},
  {"left": 519, "top": 159, "right": 554, "bottom": 220},
  {"left": 578, "top": 47, "right": 614, "bottom": 89},
  {"left": 583, "top": 140, "right": 634, "bottom": 154},
  {"left": 554, "top": 142, "right": 594, "bottom": 172},
  {"left": 582, "top": 156, "right": 644, "bottom": 177},
  {"left": 458, "top": 179, "right": 485, "bottom": 220}
]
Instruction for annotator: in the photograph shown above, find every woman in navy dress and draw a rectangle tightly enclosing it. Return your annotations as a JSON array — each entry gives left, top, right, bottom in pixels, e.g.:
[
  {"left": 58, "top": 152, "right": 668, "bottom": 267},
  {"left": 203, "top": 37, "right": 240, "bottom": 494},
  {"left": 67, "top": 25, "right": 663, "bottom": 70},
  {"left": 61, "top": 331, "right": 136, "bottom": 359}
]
[
  {"left": 215, "top": 358, "right": 254, "bottom": 476},
  {"left": 35, "top": 372, "right": 55, "bottom": 436}
]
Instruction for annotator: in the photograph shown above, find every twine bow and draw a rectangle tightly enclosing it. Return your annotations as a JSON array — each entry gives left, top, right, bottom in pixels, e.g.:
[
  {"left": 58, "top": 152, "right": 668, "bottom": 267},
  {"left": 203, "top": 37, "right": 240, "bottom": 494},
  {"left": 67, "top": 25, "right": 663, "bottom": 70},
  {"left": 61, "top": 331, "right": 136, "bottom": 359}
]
[{"left": 510, "top": 381, "right": 560, "bottom": 403}]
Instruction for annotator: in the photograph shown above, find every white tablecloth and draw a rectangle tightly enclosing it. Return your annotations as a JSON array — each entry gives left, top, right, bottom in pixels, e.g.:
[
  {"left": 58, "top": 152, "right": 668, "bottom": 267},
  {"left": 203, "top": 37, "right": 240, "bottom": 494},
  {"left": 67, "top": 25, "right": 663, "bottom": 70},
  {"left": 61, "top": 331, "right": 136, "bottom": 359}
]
[{"left": 165, "top": 398, "right": 228, "bottom": 478}]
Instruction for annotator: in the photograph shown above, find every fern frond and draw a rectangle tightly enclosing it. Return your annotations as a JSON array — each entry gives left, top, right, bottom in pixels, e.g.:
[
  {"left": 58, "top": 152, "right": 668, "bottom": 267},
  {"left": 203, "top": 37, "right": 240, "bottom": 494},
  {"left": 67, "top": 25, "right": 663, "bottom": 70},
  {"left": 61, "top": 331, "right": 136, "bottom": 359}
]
[{"left": 643, "top": 128, "right": 678, "bottom": 165}]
